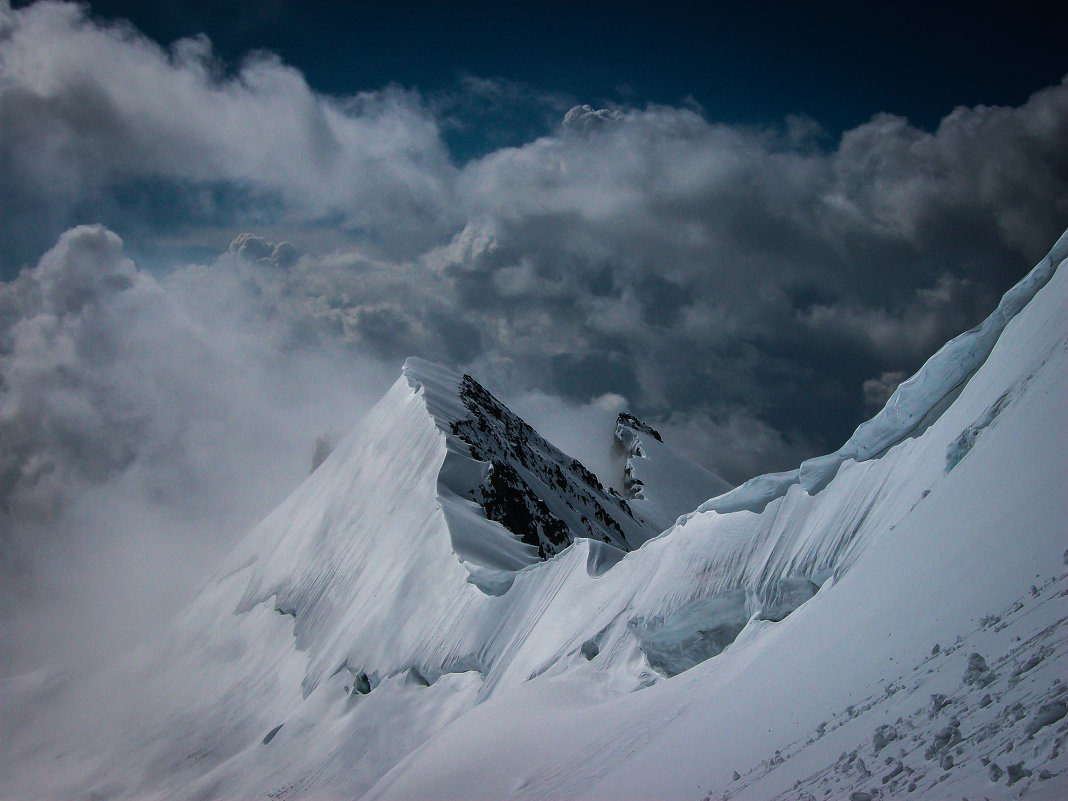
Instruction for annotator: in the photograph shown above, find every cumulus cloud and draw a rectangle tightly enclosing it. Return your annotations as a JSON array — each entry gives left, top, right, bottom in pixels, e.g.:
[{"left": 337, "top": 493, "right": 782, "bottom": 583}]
[
  {"left": 0, "top": 225, "right": 395, "bottom": 671},
  {"left": 229, "top": 232, "right": 297, "bottom": 266},
  {"left": 439, "top": 84, "right": 1068, "bottom": 456},
  {"left": 3, "top": 1, "right": 1068, "bottom": 674},
  {"left": 0, "top": 0, "right": 459, "bottom": 273},
  {"left": 561, "top": 104, "right": 623, "bottom": 133}
]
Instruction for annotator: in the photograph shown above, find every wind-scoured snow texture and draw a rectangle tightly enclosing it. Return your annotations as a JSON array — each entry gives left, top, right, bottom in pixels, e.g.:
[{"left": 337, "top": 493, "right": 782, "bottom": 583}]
[
  {"left": 614, "top": 412, "right": 733, "bottom": 534},
  {"left": 708, "top": 226, "right": 1068, "bottom": 512},
  {"left": 3, "top": 231, "right": 1067, "bottom": 801},
  {"left": 364, "top": 232, "right": 1068, "bottom": 801}
]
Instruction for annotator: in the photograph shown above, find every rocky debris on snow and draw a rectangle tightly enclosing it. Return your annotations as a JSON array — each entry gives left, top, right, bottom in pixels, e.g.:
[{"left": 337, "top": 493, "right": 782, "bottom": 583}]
[
  {"left": 871, "top": 724, "right": 898, "bottom": 754},
  {"left": 962, "top": 652, "right": 996, "bottom": 687},
  {"left": 1025, "top": 700, "right": 1067, "bottom": 737},
  {"left": 262, "top": 724, "right": 284, "bottom": 745},
  {"left": 735, "top": 571, "right": 1068, "bottom": 801}
]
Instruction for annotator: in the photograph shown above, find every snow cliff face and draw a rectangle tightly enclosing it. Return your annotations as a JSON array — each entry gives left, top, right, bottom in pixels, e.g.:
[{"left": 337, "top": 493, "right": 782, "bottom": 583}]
[{"left": 2, "top": 230, "right": 1067, "bottom": 801}]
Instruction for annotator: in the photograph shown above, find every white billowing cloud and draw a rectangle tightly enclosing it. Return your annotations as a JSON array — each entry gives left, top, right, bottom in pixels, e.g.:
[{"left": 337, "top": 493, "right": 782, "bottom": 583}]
[
  {"left": 229, "top": 232, "right": 297, "bottom": 266},
  {"left": 0, "top": 225, "right": 396, "bottom": 671},
  {"left": 830, "top": 83, "right": 1068, "bottom": 254},
  {"left": 0, "top": 0, "right": 460, "bottom": 269},
  {"left": 562, "top": 104, "right": 623, "bottom": 133}
]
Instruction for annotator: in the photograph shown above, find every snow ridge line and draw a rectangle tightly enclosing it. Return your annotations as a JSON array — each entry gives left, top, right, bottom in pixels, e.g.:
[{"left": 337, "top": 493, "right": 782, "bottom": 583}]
[{"left": 703, "top": 227, "right": 1068, "bottom": 515}]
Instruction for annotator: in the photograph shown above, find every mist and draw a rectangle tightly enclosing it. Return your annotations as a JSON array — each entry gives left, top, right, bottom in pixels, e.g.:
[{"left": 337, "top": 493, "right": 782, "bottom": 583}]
[{"left": 0, "top": 227, "right": 397, "bottom": 673}]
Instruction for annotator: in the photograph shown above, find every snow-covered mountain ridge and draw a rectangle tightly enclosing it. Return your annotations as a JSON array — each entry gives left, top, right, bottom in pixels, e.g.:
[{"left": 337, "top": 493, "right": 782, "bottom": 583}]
[
  {"left": 369, "top": 231, "right": 1068, "bottom": 801},
  {"left": 401, "top": 358, "right": 660, "bottom": 589},
  {"left": 2, "top": 229, "right": 1066, "bottom": 800}
]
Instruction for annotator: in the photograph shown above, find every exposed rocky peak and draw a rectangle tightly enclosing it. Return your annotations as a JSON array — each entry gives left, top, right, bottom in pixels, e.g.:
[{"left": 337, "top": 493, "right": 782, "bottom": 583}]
[
  {"left": 616, "top": 412, "right": 663, "bottom": 444},
  {"left": 614, "top": 412, "right": 655, "bottom": 501},
  {"left": 447, "top": 373, "right": 655, "bottom": 558},
  {"left": 613, "top": 409, "right": 733, "bottom": 534},
  {"left": 468, "top": 461, "right": 571, "bottom": 559}
]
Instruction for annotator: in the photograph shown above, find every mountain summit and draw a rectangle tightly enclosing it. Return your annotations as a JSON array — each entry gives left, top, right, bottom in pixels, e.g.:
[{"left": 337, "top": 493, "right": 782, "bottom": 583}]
[
  {"left": 614, "top": 411, "right": 733, "bottom": 533},
  {"left": 402, "top": 358, "right": 660, "bottom": 582}
]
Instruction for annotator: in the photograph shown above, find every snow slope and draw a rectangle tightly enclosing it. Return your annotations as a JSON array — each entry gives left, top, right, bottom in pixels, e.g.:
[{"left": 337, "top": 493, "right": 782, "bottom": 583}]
[
  {"left": 2, "top": 230, "right": 1066, "bottom": 801},
  {"left": 368, "top": 229, "right": 1068, "bottom": 801}
]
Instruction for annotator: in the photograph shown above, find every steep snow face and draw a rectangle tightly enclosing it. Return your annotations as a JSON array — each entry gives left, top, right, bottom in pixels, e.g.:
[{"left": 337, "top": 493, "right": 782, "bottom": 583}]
[
  {"left": 614, "top": 412, "right": 733, "bottom": 533},
  {"left": 362, "top": 234, "right": 1068, "bottom": 801},
  {"left": 223, "top": 373, "right": 477, "bottom": 695},
  {"left": 217, "top": 359, "right": 666, "bottom": 698},
  {"left": 3, "top": 231, "right": 1066, "bottom": 801}
]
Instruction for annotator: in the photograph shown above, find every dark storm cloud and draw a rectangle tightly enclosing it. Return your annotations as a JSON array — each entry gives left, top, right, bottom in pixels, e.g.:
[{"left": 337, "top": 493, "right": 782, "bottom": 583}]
[
  {"left": 434, "top": 88, "right": 1067, "bottom": 469},
  {"left": 2, "top": 0, "right": 1068, "bottom": 671},
  {"left": 862, "top": 371, "right": 908, "bottom": 415}
]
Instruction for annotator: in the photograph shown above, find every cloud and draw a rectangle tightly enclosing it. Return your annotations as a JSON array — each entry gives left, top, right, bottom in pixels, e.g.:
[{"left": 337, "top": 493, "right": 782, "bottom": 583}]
[
  {"left": 0, "top": 0, "right": 459, "bottom": 273},
  {"left": 655, "top": 410, "right": 819, "bottom": 488},
  {"left": 0, "top": 225, "right": 396, "bottom": 671},
  {"left": 438, "top": 83, "right": 1068, "bottom": 448},
  {"left": 862, "top": 371, "right": 908, "bottom": 415},
  {"left": 798, "top": 274, "right": 992, "bottom": 364},
  {"left": 229, "top": 232, "right": 297, "bottom": 266}
]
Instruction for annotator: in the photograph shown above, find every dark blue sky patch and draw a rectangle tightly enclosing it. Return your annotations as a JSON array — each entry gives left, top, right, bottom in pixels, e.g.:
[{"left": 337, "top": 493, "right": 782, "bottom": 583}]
[{"left": 49, "top": 0, "right": 1067, "bottom": 146}]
